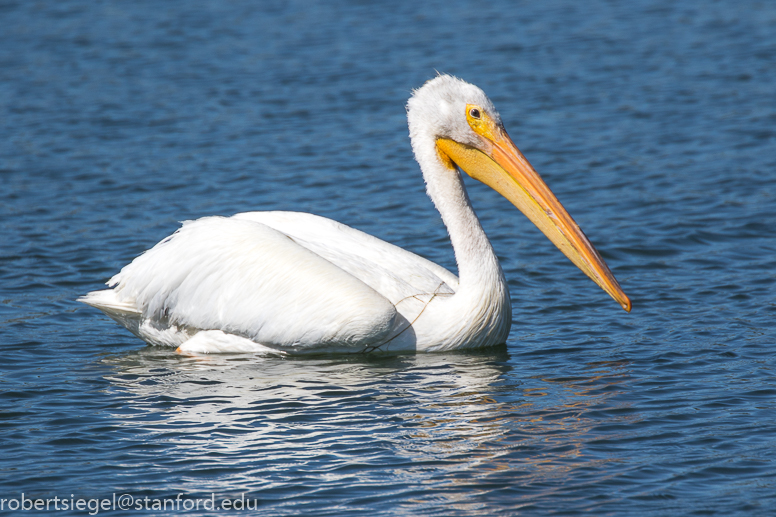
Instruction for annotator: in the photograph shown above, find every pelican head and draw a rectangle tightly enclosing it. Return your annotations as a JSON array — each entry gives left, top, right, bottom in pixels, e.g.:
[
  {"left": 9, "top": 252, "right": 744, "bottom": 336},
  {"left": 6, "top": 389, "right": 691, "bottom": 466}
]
[{"left": 407, "top": 75, "right": 631, "bottom": 312}]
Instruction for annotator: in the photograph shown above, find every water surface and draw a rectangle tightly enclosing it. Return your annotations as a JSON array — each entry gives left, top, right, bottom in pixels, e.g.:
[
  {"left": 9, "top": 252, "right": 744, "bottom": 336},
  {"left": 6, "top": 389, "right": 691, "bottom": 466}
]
[{"left": 2, "top": 0, "right": 775, "bottom": 515}]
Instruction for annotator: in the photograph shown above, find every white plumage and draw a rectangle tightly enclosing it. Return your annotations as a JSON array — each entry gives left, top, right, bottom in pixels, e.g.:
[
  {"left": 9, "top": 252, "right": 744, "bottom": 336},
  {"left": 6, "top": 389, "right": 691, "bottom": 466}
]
[{"left": 81, "top": 75, "right": 630, "bottom": 354}]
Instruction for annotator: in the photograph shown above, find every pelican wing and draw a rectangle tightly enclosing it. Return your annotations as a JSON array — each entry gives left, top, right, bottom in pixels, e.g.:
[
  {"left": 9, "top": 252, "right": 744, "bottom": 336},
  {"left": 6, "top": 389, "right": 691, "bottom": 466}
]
[
  {"left": 85, "top": 216, "right": 407, "bottom": 351},
  {"left": 235, "top": 211, "right": 458, "bottom": 303},
  {"left": 83, "top": 213, "right": 457, "bottom": 352}
]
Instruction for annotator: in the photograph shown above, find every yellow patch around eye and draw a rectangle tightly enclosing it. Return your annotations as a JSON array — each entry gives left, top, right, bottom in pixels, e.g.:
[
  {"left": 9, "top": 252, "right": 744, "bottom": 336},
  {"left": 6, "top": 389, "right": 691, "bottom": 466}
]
[{"left": 465, "top": 103, "right": 499, "bottom": 142}]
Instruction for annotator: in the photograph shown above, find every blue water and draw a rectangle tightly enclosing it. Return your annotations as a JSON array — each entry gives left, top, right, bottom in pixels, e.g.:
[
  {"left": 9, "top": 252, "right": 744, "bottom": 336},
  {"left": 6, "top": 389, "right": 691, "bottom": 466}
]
[{"left": 2, "top": 0, "right": 775, "bottom": 515}]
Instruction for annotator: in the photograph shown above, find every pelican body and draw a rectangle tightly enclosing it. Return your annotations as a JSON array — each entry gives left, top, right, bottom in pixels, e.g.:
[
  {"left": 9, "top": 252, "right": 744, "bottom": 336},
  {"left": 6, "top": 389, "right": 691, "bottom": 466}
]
[{"left": 81, "top": 76, "right": 630, "bottom": 354}]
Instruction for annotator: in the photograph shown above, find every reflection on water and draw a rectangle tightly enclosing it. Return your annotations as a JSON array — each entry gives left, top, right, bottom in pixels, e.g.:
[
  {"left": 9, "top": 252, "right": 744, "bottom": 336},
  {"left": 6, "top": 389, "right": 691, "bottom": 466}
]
[{"left": 100, "top": 347, "right": 637, "bottom": 510}]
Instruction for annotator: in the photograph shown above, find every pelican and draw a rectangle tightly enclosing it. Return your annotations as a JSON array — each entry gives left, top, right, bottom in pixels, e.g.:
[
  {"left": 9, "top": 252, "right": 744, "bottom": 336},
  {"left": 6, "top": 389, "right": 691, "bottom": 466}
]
[{"left": 80, "top": 75, "right": 630, "bottom": 354}]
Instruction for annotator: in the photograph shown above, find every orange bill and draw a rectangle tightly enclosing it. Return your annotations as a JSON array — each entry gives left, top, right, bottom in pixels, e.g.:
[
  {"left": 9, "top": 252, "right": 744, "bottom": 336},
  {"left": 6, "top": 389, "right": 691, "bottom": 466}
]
[{"left": 436, "top": 121, "right": 631, "bottom": 312}]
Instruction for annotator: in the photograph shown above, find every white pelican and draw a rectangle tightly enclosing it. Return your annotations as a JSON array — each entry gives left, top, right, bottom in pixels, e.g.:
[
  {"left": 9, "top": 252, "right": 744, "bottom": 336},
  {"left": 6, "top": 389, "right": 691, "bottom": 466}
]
[{"left": 80, "top": 75, "right": 630, "bottom": 355}]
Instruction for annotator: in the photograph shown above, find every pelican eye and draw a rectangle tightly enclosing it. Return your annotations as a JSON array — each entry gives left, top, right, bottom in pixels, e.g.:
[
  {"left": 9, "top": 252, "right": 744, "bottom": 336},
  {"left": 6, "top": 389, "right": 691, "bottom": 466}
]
[{"left": 469, "top": 108, "right": 481, "bottom": 119}]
